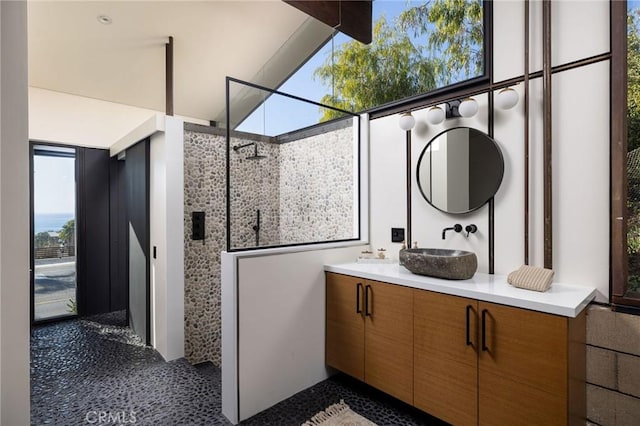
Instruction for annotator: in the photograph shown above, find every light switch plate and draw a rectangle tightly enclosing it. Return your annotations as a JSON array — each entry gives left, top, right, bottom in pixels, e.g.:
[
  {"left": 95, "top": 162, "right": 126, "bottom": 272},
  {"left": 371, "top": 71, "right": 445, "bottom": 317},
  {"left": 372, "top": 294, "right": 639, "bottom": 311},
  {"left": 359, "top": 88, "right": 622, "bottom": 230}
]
[{"left": 391, "top": 228, "right": 405, "bottom": 243}]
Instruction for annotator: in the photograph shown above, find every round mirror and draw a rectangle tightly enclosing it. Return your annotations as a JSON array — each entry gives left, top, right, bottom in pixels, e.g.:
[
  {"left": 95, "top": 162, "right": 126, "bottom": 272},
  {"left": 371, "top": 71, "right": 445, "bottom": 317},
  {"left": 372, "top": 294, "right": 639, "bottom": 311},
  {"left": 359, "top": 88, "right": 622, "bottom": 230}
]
[{"left": 416, "top": 127, "right": 504, "bottom": 214}]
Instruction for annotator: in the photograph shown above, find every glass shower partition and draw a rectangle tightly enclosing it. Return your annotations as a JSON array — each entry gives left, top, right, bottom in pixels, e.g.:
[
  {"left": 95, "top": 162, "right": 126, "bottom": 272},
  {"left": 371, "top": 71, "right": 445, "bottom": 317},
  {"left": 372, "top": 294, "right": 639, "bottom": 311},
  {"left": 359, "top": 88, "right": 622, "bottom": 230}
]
[{"left": 226, "top": 77, "right": 361, "bottom": 251}]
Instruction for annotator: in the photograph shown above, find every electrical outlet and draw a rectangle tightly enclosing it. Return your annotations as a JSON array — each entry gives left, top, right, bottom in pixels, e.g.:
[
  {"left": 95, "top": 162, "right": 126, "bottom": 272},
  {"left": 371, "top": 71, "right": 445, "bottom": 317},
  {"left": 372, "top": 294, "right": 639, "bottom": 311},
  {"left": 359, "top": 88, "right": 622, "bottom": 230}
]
[{"left": 391, "top": 227, "right": 405, "bottom": 243}]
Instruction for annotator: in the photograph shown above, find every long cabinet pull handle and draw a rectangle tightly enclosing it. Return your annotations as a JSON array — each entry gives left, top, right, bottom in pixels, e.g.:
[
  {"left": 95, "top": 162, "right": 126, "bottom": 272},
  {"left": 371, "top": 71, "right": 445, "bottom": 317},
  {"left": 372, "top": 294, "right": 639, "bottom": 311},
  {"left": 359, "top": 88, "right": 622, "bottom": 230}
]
[
  {"left": 466, "top": 305, "right": 473, "bottom": 346},
  {"left": 481, "top": 309, "right": 489, "bottom": 352},
  {"left": 365, "top": 284, "right": 372, "bottom": 316},
  {"left": 356, "top": 283, "right": 363, "bottom": 314}
]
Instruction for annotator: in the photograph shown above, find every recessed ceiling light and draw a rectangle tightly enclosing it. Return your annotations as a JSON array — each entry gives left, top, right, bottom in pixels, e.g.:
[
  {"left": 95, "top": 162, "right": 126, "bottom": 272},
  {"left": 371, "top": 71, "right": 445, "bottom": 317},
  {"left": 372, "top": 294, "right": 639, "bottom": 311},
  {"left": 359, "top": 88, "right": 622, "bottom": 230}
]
[{"left": 97, "top": 15, "right": 112, "bottom": 25}]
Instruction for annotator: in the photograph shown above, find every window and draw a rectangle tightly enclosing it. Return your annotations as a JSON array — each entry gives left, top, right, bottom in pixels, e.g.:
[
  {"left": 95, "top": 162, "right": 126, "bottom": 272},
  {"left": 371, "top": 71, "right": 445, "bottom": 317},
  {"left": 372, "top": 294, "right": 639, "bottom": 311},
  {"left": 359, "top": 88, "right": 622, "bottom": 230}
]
[
  {"left": 237, "top": 0, "right": 486, "bottom": 132},
  {"left": 31, "top": 145, "right": 78, "bottom": 321},
  {"left": 613, "top": 0, "right": 640, "bottom": 308}
]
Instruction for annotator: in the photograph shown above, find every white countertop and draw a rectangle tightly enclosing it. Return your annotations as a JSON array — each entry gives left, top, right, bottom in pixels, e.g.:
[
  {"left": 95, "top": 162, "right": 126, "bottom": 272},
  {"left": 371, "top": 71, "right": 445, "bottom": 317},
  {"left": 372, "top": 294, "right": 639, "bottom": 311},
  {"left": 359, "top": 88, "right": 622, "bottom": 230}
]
[{"left": 324, "top": 262, "right": 597, "bottom": 318}]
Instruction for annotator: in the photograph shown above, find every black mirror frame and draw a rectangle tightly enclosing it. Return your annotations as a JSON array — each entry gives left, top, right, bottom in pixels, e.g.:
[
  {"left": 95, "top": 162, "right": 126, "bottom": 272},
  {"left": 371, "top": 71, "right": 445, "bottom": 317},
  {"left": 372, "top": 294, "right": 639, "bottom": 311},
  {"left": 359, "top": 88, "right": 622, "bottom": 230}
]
[{"left": 416, "top": 126, "right": 505, "bottom": 215}]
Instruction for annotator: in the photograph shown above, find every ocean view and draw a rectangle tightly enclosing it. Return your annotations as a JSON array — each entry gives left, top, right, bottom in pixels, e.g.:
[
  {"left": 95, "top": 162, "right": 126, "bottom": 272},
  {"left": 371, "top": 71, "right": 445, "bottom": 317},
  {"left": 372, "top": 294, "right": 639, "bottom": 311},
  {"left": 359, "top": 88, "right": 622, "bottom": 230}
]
[{"left": 34, "top": 213, "right": 73, "bottom": 233}]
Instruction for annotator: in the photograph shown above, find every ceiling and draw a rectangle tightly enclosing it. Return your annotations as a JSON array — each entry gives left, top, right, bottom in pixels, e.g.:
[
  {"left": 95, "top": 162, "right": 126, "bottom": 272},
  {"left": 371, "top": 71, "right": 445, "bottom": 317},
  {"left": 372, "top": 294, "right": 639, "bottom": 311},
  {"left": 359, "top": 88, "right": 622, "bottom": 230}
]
[{"left": 28, "top": 1, "right": 334, "bottom": 124}]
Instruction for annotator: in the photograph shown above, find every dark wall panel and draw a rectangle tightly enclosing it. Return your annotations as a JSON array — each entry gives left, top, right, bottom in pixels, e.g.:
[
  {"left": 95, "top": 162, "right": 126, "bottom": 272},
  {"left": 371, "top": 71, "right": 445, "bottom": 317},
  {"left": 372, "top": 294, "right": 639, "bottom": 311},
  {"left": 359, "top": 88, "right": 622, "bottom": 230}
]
[
  {"left": 77, "top": 147, "right": 111, "bottom": 316},
  {"left": 126, "top": 139, "right": 150, "bottom": 345},
  {"left": 110, "top": 157, "right": 128, "bottom": 311}
]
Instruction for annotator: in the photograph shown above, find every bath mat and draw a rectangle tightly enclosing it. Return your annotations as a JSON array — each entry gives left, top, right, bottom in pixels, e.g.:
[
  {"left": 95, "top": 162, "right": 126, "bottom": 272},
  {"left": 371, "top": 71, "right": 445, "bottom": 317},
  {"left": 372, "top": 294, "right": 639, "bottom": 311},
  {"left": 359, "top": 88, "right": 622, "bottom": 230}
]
[{"left": 301, "top": 400, "right": 377, "bottom": 426}]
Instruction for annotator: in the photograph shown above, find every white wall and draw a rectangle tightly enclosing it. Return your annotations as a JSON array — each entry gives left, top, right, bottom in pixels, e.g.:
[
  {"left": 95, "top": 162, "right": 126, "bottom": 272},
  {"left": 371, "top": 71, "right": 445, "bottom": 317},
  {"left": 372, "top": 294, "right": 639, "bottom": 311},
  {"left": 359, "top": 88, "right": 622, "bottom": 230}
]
[
  {"left": 0, "top": 1, "right": 30, "bottom": 423},
  {"left": 551, "top": 0, "right": 609, "bottom": 67},
  {"left": 370, "top": 96, "right": 491, "bottom": 271},
  {"left": 148, "top": 116, "right": 185, "bottom": 361},
  {"left": 413, "top": 96, "right": 490, "bottom": 272},
  {"left": 369, "top": 116, "right": 406, "bottom": 256},
  {"left": 552, "top": 61, "right": 609, "bottom": 296},
  {"left": 494, "top": 82, "right": 526, "bottom": 275},
  {"left": 222, "top": 244, "right": 367, "bottom": 423},
  {"left": 150, "top": 131, "right": 166, "bottom": 352},
  {"left": 500, "top": 0, "right": 610, "bottom": 301},
  {"left": 164, "top": 117, "right": 185, "bottom": 360},
  {"left": 369, "top": 1, "right": 610, "bottom": 300}
]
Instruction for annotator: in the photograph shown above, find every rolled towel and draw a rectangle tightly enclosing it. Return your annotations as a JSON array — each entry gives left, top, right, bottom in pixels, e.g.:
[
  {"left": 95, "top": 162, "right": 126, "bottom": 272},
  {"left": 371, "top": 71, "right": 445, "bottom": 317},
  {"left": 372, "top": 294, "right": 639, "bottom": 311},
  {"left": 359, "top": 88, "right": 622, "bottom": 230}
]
[{"left": 507, "top": 265, "right": 554, "bottom": 292}]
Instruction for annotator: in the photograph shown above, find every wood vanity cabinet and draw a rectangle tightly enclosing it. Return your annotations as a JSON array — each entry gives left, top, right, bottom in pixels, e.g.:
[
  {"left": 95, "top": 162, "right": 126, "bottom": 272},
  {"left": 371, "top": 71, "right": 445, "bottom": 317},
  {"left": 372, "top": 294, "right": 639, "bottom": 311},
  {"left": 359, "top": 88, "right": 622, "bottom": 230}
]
[
  {"left": 477, "top": 301, "right": 585, "bottom": 426},
  {"left": 327, "top": 272, "right": 587, "bottom": 425},
  {"left": 325, "top": 273, "right": 365, "bottom": 380},
  {"left": 325, "top": 272, "right": 413, "bottom": 404},
  {"left": 414, "top": 291, "right": 479, "bottom": 426},
  {"left": 414, "top": 291, "right": 586, "bottom": 426}
]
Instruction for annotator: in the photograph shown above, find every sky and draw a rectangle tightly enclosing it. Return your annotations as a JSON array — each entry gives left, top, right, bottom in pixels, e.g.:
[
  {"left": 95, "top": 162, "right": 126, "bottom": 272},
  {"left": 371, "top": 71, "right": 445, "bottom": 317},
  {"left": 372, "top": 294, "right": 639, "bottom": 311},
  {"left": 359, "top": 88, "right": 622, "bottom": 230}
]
[
  {"left": 33, "top": 155, "right": 75, "bottom": 215},
  {"left": 236, "top": 0, "right": 426, "bottom": 135}
]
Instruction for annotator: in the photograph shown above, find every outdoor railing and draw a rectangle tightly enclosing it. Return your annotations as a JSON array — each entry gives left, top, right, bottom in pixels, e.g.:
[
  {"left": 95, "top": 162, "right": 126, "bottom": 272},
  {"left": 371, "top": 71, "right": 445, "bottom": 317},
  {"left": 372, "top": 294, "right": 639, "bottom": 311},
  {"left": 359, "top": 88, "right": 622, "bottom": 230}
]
[{"left": 34, "top": 246, "right": 76, "bottom": 260}]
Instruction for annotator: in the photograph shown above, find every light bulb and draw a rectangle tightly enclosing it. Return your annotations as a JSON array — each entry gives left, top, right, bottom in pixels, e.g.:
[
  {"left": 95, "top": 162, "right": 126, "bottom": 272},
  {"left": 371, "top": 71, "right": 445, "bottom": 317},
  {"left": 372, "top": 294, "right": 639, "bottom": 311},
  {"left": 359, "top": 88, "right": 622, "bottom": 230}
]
[
  {"left": 458, "top": 98, "right": 478, "bottom": 118},
  {"left": 398, "top": 112, "right": 416, "bottom": 131},
  {"left": 426, "top": 106, "right": 445, "bottom": 125},
  {"left": 496, "top": 87, "right": 519, "bottom": 110}
]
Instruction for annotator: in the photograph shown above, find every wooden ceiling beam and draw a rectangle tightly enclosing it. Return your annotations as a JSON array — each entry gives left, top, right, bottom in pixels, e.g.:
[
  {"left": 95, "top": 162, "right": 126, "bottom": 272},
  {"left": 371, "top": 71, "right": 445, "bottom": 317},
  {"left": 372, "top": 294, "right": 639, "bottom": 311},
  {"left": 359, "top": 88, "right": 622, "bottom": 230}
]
[{"left": 284, "top": 0, "right": 372, "bottom": 44}]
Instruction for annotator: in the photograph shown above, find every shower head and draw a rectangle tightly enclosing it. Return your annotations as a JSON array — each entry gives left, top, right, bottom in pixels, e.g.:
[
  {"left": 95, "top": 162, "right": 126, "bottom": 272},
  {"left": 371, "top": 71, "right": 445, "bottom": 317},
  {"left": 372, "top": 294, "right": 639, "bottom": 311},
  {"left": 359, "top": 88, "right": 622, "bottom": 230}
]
[{"left": 244, "top": 143, "right": 267, "bottom": 160}]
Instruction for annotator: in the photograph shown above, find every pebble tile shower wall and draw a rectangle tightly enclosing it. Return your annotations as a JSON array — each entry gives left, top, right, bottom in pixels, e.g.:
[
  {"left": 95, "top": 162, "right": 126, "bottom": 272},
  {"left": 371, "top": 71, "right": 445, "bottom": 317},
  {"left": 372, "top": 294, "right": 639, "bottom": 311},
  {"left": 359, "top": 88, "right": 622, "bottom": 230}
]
[{"left": 183, "top": 122, "right": 355, "bottom": 366}]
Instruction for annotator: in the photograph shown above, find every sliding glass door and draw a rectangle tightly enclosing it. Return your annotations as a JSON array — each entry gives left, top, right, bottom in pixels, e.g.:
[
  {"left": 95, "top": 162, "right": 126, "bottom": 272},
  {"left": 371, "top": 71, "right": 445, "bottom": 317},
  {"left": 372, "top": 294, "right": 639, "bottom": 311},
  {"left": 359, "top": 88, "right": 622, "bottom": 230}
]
[{"left": 31, "top": 145, "right": 77, "bottom": 322}]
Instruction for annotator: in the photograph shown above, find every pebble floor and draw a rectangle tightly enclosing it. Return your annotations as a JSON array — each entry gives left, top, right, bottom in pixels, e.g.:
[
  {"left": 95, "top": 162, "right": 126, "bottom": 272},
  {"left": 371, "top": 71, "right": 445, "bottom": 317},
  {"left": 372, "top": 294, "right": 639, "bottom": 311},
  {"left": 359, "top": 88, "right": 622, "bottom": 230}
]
[{"left": 31, "top": 312, "right": 446, "bottom": 425}]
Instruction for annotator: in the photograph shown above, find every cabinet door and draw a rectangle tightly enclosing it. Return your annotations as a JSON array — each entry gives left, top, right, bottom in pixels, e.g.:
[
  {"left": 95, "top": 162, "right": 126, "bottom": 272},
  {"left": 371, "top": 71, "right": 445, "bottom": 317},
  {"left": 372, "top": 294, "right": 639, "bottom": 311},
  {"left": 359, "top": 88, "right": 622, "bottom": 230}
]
[
  {"left": 364, "top": 280, "right": 413, "bottom": 405},
  {"left": 478, "top": 301, "right": 568, "bottom": 426},
  {"left": 326, "top": 273, "right": 365, "bottom": 380},
  {"left": 414, "top": 291, "right": 478, "bottom": 426}
]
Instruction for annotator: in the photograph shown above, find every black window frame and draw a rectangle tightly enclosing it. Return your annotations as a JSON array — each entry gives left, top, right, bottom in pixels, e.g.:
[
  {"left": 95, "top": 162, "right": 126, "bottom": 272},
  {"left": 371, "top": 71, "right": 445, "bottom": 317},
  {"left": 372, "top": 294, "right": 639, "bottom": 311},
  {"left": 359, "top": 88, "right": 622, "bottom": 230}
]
[{"left": 611, "top": 0, "right": 640, "bottom": 309}]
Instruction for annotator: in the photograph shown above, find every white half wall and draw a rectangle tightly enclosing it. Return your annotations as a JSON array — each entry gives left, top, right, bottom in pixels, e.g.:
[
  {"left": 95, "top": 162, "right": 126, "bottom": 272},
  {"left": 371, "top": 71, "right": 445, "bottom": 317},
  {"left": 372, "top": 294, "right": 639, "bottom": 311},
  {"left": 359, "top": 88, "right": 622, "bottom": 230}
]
[
  {"left": 0, "top": 1, "right": 30, "bottom": 424},
  {"left": 221, "top": 244, "right": 367, "bottom": 424},
  {"left": 149, "top": 116, "right": 185, "bottom": 361}
]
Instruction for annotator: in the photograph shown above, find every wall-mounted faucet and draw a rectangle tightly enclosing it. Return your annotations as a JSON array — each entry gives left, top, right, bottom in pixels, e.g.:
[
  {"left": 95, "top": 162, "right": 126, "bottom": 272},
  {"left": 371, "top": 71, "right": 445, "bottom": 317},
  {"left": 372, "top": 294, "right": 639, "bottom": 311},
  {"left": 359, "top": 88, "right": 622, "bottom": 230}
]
[
  {"left": 442, "top": 224, "right": 462, "bottom": 240},
  {"left": 465, "top": 224, "right": 478, "bottom": 237}
]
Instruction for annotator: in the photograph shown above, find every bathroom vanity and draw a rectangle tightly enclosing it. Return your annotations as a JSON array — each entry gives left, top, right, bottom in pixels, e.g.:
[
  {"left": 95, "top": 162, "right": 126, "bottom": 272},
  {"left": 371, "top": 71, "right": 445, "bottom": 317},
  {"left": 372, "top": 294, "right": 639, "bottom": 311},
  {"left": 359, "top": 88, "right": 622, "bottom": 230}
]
[{"left": 324, "top": 263, "right": 597, "bottom": 426}]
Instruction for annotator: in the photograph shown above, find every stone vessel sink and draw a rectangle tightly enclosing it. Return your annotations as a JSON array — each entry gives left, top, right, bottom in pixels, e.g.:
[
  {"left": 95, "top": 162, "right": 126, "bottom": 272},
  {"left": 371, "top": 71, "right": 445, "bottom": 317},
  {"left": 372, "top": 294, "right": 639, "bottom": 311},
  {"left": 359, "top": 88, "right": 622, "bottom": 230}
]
[{"left": 400, "top": 248, "right": 478, "bottom": 280}]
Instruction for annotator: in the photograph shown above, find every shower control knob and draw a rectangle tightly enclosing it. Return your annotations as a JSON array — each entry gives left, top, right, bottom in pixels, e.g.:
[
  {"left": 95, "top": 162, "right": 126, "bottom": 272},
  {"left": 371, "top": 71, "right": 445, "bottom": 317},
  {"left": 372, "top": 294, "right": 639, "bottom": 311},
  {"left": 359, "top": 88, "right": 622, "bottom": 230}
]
[{"left": 465, "top": 224, "right": 477, "bottom": 237}]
